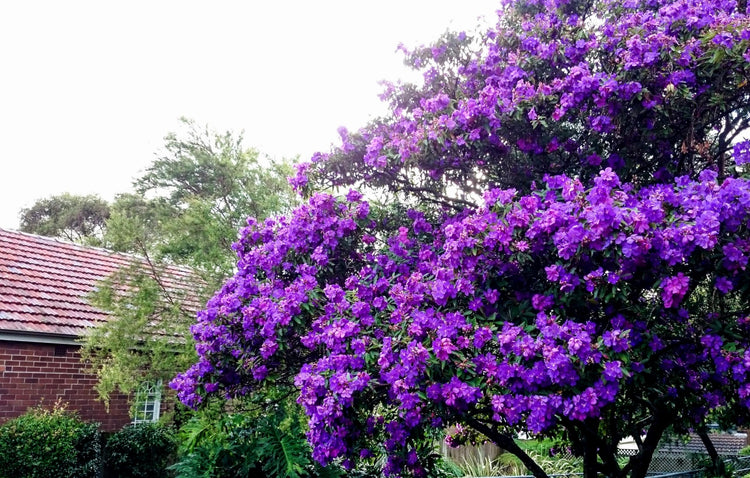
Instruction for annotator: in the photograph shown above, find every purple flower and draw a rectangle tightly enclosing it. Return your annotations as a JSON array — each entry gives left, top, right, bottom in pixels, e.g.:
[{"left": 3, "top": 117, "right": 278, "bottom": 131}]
[
  {"left": 734, "top": 140, "right": 750, "bottom": 166},
  {"left": 661, "top": 273, "right": 690, "bottom": 308},
  {"left": 586, "top": 154, "right": 602, "bottom": 166},
  {"left": 545, "top": 265, "right": 562, "bottom": 281},
  {"left": 712, "top": 32, "right": 734, "bottom": 49},
  {"left": 602, "top": 361, "right": 623, "bottom": 381},
  {"left": 252, "top": 365, "right": 268, "bottom": 381},
  {"left": 715, "top": 276, "right": 733, "bottom": 294},
  {"left": 441, "top": 376, "right": 481, "bottom": 409},
  {"left": 532, "top": 294, "right": 554, "bottom": 311},
  {"left": 346, "top": 189, "right": 363, "bottom": 202},
  {"left": 473, "top": 327, "right": 494, "bottom": 349},
  {"left": 433, "top": 337, "right": 456, "bottom": 361},
  {"left": 603, "top": 329, "right": 631, "bottom": 353}
]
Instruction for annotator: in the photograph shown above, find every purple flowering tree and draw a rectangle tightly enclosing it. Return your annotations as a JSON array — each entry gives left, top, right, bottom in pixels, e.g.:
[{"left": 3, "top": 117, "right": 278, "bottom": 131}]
[{"left": 173, "top": 0, "right": 750, "bottom": 477}]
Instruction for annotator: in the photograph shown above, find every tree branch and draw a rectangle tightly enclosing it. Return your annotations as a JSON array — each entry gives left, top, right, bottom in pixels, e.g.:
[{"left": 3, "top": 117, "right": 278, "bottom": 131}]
[
  {"left": 463, "top": 416, "right": 550, "bottom": 478},
  {"left": 623, "top": 409, "right": 673, "bottom": 478}
]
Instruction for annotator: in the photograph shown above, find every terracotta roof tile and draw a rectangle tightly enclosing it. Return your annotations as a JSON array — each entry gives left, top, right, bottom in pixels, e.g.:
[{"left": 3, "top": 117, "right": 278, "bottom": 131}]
[
  {"left": 657, "top": 433, "right": 748, "bottom": 456},
  {"left": 0, "top": 228, "right": 200, "bottom": 339}
]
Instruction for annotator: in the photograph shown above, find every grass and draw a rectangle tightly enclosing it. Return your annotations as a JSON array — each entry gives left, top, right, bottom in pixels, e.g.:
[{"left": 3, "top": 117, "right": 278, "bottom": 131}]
[{"left": 447, "top": 438, "right": 584, "bottom": 477}]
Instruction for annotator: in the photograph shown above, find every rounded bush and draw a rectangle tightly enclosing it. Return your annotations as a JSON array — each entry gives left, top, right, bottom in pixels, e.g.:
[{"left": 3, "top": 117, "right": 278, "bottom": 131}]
[
  {"left": 0, "top": 404, "right": 101, "bottom": 478},
  {"left": 104, "top": 422, "right": 177, "bottom": 478}
]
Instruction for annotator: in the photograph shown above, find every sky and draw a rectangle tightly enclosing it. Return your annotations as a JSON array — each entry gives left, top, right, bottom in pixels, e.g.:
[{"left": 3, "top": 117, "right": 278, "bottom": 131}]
[{"left": 0, "top": 1, "right": 499, "bottom": 230}]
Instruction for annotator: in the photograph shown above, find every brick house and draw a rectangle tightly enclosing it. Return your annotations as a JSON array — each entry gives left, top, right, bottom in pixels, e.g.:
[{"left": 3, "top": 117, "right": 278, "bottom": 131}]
[{"left": 0, "top": 228, "right": 197, "bottom": 431}]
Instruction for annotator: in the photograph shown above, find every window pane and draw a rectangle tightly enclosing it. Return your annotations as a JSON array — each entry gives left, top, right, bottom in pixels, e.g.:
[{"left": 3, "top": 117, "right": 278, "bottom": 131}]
[{"left": 132, "top": 380, "right": 162, "bottom": 424}]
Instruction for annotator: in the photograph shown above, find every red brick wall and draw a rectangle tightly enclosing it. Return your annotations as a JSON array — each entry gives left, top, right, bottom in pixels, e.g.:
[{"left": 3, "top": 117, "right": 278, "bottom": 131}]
[{"left": 0, "top": 340, "right": 132, "bottom": 432}]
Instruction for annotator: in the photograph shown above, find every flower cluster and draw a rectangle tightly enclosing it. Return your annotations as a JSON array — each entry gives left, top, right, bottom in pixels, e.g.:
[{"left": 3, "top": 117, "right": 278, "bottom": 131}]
[
  {"left": 295, "top": 0, "right": 750, "bottom": 203},
  {"left": 175, "top": 167, "right": 750, "bottom": 475},
  {"left": 170, "top": 191, "right": 371, "bottom": 409}
]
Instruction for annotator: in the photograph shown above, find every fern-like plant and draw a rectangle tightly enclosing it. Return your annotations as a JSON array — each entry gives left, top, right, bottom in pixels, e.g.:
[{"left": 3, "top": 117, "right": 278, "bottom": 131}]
[
  {"left": 171, "top": 392, "right": 345, "bottom": 478},
  {"left": 254, "top": 422, "right": 310, "bottom": 478}
]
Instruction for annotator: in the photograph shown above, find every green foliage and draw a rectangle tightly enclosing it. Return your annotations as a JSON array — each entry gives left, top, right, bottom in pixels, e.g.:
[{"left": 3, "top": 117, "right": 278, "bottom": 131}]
[
  {"left": 19, "top": 192, "right": 110, "bottom": 245},
  {"left": 81, "top": 118, "right": 296, "bottom": 407},
  {"left": 695, "top": 456, "right": 734, "bottom": 478},
  {"left": 170, "top": 395, "right": 345, "bottom": 478},
  {"left": 254, "top": 416, "right": 311, "bottom": 478},
  {"left": 0, "top": 403, "right": 101, "bottom": 478},
  {"left": 450, "top": 452, "right": 513, "bottom": 477},
  {"left": 446, "top": 439, "right": 584, "bottom": 478},
  {"left": 526, "top": 450, "right": 582, "bottom": 476},
  {"left": 170, "top": 409, "right": 262, "bottom": 478},
  {"left": 107, "top": 117, "right": 296, "bottom": 287},
  {"left": 447, "top": 448, "right": 580, "bottom": 478},
  {"left": 103, "top": 423, "right": 177, "bottom": 478},
  {"left": 81, "top": 262, "right": 198, "bottom": 408},
  {"left": 740, "top": 446, "right": 750, "bottom": 456},
  {"left": 429, "top": 458, "right": 463, "bottom": 478}
]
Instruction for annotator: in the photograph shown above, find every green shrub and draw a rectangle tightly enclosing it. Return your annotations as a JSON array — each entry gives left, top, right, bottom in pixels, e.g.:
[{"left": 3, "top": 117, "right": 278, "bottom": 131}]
[
  {"left": 170, "top": 400, "right": 339, "bottom": 478},
  {"left": 0, "top": 403, "right": 101, "bottom": 478},
  {"left": 739, "top": 446, "right": 750, "bottom": 456},
  {"left": 104, "top": 422, "right": 177, "bottom": 478},
  {"left": 169, "top": 412, "right": 262, "bottom": 478}
]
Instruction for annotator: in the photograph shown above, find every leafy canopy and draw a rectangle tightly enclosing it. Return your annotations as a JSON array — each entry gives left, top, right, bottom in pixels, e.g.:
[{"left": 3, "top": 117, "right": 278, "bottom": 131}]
[
  {"left": 81, "top": 119, "right": 296, "bottom": 407},
  {"left": 19, "top": 193, "right": 110, "bottom": 246},
  {"left": 107, "top": 117, "right": 297, "bottom": 287},
  {"left": 173, "top": 1, "right": 750, "bottom": 478}
]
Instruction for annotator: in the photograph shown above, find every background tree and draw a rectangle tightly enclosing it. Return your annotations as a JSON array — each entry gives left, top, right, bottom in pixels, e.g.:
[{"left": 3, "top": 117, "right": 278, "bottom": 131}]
[
  {"left": 80, "top": 118, "right": 296, "bottom": 408},
  {"left": 106, "top": 117, "right": 297, "bottom": 287},
  {"left": 173, "top": 1, "right": 750, "bottom": 477},
  {"left": 18, "top": 193, "right": 110, "bottom": 246}
]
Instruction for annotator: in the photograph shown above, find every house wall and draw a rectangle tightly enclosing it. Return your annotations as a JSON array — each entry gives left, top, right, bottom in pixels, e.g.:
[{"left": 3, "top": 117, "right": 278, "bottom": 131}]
[{"left": 0, "top": 340, "right": 131, "bottom": 432}]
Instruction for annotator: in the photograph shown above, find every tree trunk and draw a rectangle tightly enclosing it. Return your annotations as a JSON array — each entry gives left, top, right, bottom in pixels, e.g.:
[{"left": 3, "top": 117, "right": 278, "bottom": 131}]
[
  {"left": 697, "top": 430, "right": 726, "bottom": 478},
  {"left": 464, "top": 417, "right": 550, "bottom": 478},
  {"left": 582, "top": 438, "right": 599, "bottom": 478},
  {"left": 628, "top": 416, "right": 670, "bottom": 478}
]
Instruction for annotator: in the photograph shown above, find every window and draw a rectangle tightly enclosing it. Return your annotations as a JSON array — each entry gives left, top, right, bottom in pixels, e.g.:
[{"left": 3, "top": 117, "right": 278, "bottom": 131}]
[{"left": 132, "top": 380, "right": 162, "bottom": 424}]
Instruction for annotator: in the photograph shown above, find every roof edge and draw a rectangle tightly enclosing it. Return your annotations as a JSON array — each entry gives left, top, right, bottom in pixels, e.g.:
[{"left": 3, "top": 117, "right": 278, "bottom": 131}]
[{"left": 0, "top": 331, "right": 80, "bottom": 346}]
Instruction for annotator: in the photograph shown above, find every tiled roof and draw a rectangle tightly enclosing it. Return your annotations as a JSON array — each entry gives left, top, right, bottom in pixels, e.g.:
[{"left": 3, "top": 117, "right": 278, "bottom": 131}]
[
  {"left": 657, "top": 432, "right": 748, "bottom": 456},
  {"left": 0, "top": 228, "right": 199, "bottom": 339}
]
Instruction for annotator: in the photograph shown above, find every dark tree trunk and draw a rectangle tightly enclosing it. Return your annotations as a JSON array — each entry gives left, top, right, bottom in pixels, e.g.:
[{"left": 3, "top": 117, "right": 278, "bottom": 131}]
[
  {"left": 627, "top": 416, "right": 670, "bottom": 478},
  {"left": 698, "top": 430, "right": 727, "bottom": 477},
  {"left": 464, "top": 417, "right": 550, "bottom": 478},
  {"left": 582, "top": 438, "right": 599, "bottom": 478}
]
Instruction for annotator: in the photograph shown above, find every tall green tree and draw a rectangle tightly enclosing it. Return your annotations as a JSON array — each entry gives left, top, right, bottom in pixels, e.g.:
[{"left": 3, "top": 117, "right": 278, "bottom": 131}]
[
  {"left": 19, "top": 193, "right": 110, "bottom": 246},
  {"left": 81, "top": 118, "right": 296, "bottom": 408},
  {"left": 106, "top": 117, "right": 297, "bottom": 287}
]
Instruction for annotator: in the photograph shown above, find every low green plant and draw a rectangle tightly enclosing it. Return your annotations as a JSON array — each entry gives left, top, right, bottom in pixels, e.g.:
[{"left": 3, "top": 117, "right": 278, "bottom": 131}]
[
  {"left": 450, "top": 447, "right": 583, "bottom": 477},
  {"left": 170, "top": 395, "right": 352, "bottom": 478},
  {"left": 0, "top": 402, "right": 101, "bottom": 478},
  {"left": 169, "top": 410, "right": 262, "bottom": 478},
  {"left": 455, "top": 453, "right": 503, "bottom": 477},
  {"left": 526, "top": 450, "right": 582, "bottom": 475},
  {"left": 104, "top": 422, "right": 177, "bottom": 478},
  {"left": 446, "top": 449, "right": 526, "bottom": 477}
]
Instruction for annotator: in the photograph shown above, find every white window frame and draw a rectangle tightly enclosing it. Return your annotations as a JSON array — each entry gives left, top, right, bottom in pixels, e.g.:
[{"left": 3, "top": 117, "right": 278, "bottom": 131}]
[{"left": 132, "top": 380, "right": 162, "bottom": 424}]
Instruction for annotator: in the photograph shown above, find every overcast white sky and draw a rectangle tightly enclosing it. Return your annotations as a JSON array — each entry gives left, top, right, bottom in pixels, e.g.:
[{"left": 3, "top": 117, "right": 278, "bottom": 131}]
[{"left": 0, "top": 1, "right": 498, "bottom": 230}]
